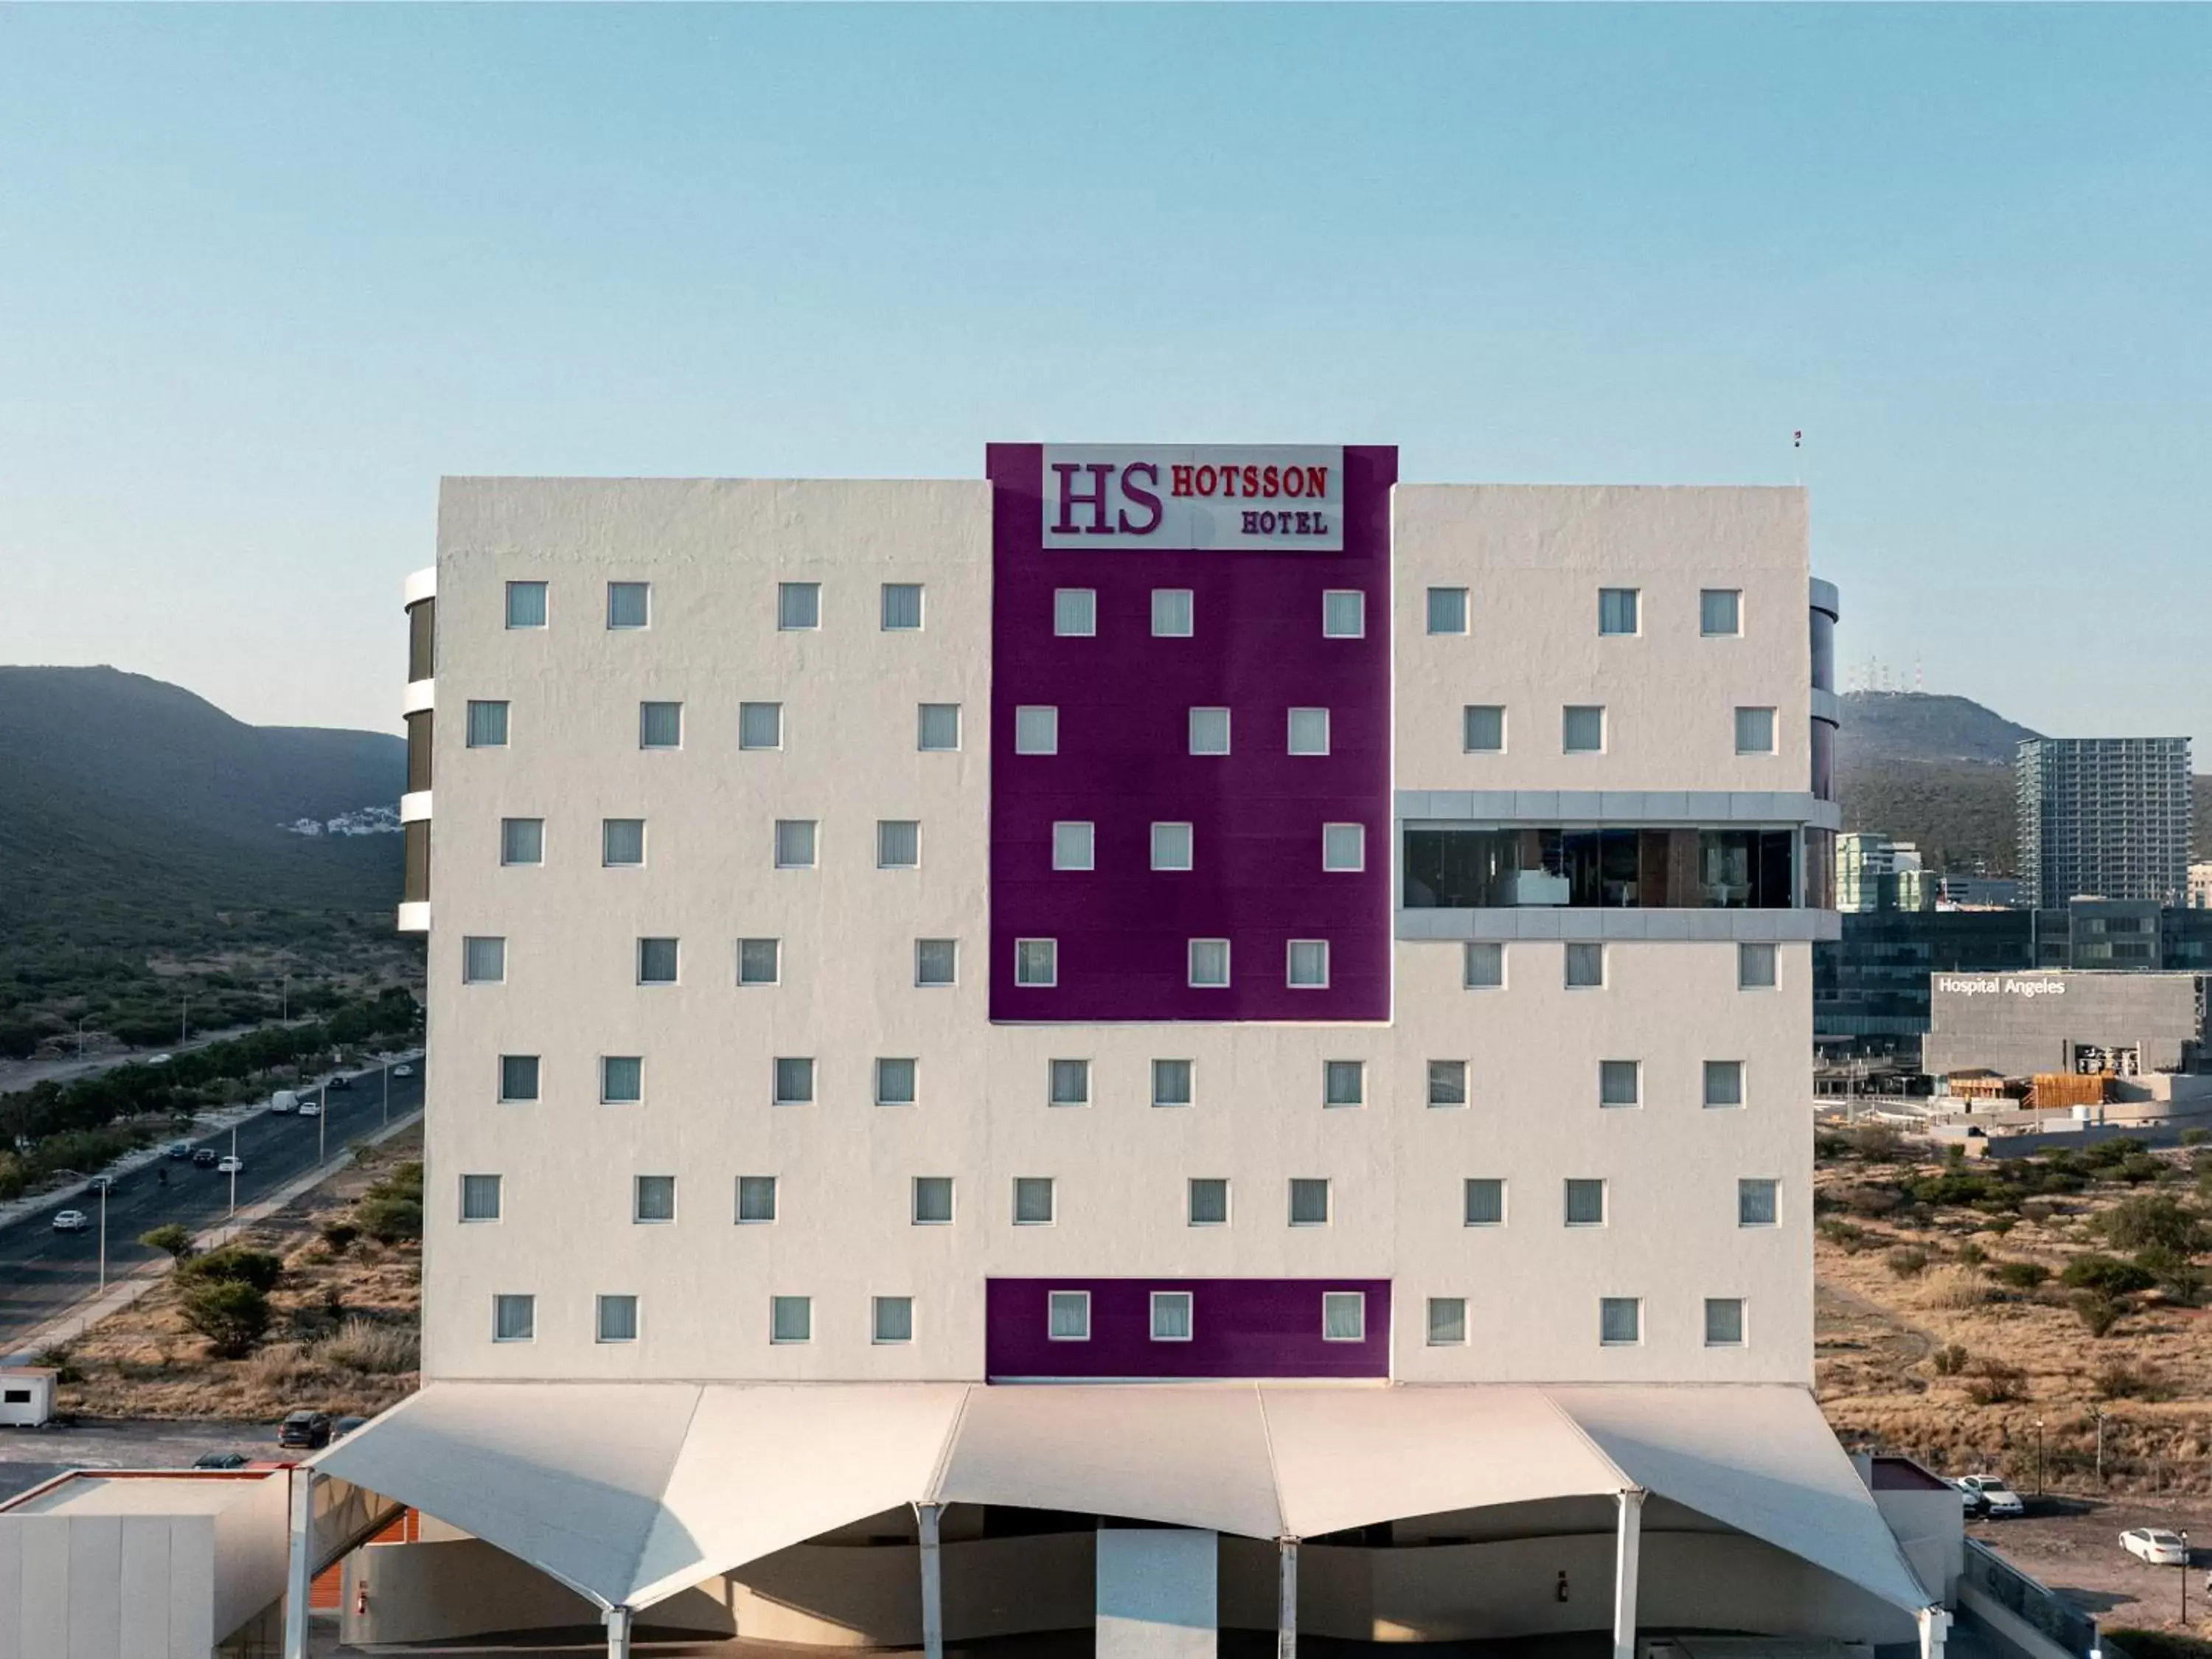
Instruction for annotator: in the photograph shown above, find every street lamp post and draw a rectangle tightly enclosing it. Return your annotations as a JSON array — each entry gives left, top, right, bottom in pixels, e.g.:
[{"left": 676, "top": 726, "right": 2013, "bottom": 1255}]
[
  {"left": 2095, "top": 1410, "right": 2107, "bottom": 1485},
  {"left": 97, "top": 1180, "right": 108, "bottom": 1293},
  {"left": 280, "top": 974, "right": 289, "bottom": 1024},
  {"left": 2182, "top": 1530, "right": 2190, "bottom": 1625},
  {"left": 75, "top": 1015, "right": 90, "bottom": 1060},
  {"left": 383, "top": 1062, "right": 390, "bottom": 1130},
  {"left": 2034, "top": 1419, "right": 2044, "bottom": 1497},
  {"left": 227, "top": 1124, "right": 238, "bottom": 1231}
]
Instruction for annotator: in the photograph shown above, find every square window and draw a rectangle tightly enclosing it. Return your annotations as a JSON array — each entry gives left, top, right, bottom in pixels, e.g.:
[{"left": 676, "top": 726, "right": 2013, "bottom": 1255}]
[
  {"left": 607, "top": 582, "right": 650, "bottom": 630},
  {"left": 912, "top": 1176, "right": 954, "bottom": 1225},
  {"left": 1287, "top": 708, "right": 1330, "bottom": 755},
  {"left": 600, "top": 1056, "right": 643, "bottom": 1104},
  {"left": 1152, "top": 588, "right": 1194, "bottom": 638},
  {"left": 1151, "top": 822, "right": 1194, "bottom": 871},
  {"left": 1150, "top": 1290, "right": 1194, "bottom": 1342},
  {"left": 1322, "top": 590, "right": 1366, "bottom": 639},
  {"left": 1600, "top": 1297, "right": 1643, "bottom": 1346},
  {"left": 1427, "top": 1060, "right": 1469, "bottom": 1107},
  {"left": 1563, "top": 706, "right": 1606, "bottom": 754},
  {"left": 778, "top": 582, "right": 820, "bottom": 630},
  {"left": 737, "top": 938, "right": 780, "bottom": 986},
  {"left": 1324, "top": 1060, "right": 1365, "bottom": 1107},
  {"left": 1464, "top": 1178, "right": 1505, "bottom": 1226},
  {"left": 1322, "top": 823, "right": 1365, "bottom": 872},
  {"left": 1048, "top": 1058, "right": 1090, "bottom": 1107},
  {"left": 460, "top": 1174, "right": 501, "bottom": 1222},
  {"left": 1015, "top": 938, "right": 1057, "bottom": 987},
  {"left": 1599, "top": 588, "right": 1640, "bottom": 636},
  {"left": 1738, "top": 942, "right": 1778, "bottom": 990},
  {"left": 773, "top": 1057, "right": 815, "bottom": 1106},
  {"left": 634, "top": 1175, "right": 676, "bottom": 1224},
  {"left": 873, "top": 1295, "right": 915, "bottom": 1344},
  {"left": 1188, "top": 1178, "right": 1229, "bottom": 1225},
  {"left": 1427, "top": 1297, "right": 1468, "bottom": 1346},
  {"left": 1427, "top": 588, "right": 1468, "bottom": 635},
  {"left": 1189, "top": 939, "right": 1231, "bottom": 988},
  {"left": 1048, "top": 1289, "right": 1090, "bottom": 1339},
  {"left": 1289, "top": 1178, "right": 1331, "bottom": 1226},
  {"left": 1565, "top": 942, "right": 1605, "bottom": 989},
  {"left": 1735, "top": 706, "right": 1777, "bottom": 754},
  {"left": 917, "top": 703, "right": 961, "bottom": 751},
  {"left": 1054, "top": 588, "right": 1097, "bottom": 637},
  {"left": 1323, "top": 1291, "right": 1366, "bottom": 1342},
  {"left": 736, "top": 1175, "right": 777, "bottom": 1223},
  {"left": 493, "top": 1294, "right": 535, "bottom": 1342},
  {"left": 1463, "top": 706, "right": 1506, "bottom": 753},
  {"left": 771, "top": 1295, "right": 812, "bottom": 1344},
  {"left": 603, "top": 818, "right": 646, "bottom": 866},
  {"left": 1600, "top": 1060, "right": 1641, "bottom": 1108},
  {"left": 1052, "top": 821, "right": 1095, "bottom": 872},
  {"left": 916, "top": 939, "right": 959, "bottom": 987},
  {"left": 876, "top": 1057, "right": 917, "bottom": 1106},
  {"left": 637, "top": 936, "right": 679, "bottom": 985},
  {"left": 1015, "top": 706, "right": 1060, "bottom": 755},
  {"left": 1152, "top": 1059, "right": 1193, "bottom": 1108},
  {"left": 882, "top": 583, "right": 924, "bottom": 630},
  {"left": 463, "top": 936, "right": 506, "bottom": 984},
  {"left": 739, "top": 702, "right": 783, "bottom": 750},
  {"left": 1705, "top": 1298, "right": 1746, "bottom": 1347},
  {"left": 1287, "top": 939, "right": 1329, "bottom": 988},
  {"left": 1565, "top": 1179, "right": 1607, "bottom": 1226},
  {"left": 466, "top": 700, "right": 509, "bottom": 748},
  {"left": 1705, "top": 1060, "right": 1745, "bottom": 1109},
  {"left": 774, "top": 820, "right": 817, "bottom": 869},
  {"left": 1464, "top": 942, "right": 1506, "bottom": 990},
  {"left": 878, "top": 819, "right": 921, "bottom": 869},
  {"left": 1701, "top": 588, "right": 1742, "bottom": 636},
  {"left": 501, "top": 817, "right": 544, "bottom": 866},
  {"left": 498, "top": 1054, "right": 540, "bottom": 1102},
  {"left": 1738, "top": 1178, "right": 1778, "bottom": 1227},
  {"left": 1013, "top": 1177, "right": 1055, "bottom": 1225},
  {"left": 505, "top": 580, "right": 548, "bottom": 629},
  {"left": 1188, "top": 707, "right": 1231, "bottom": 755},
  {"left": 639, "top": 701, "right": 682, "bottom": 749}
]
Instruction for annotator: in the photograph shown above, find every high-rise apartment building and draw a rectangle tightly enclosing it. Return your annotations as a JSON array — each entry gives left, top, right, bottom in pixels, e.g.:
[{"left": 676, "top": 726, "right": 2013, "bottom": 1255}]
[{"left": 2017, "top": 736, "right": 2191, "bottom": 909}]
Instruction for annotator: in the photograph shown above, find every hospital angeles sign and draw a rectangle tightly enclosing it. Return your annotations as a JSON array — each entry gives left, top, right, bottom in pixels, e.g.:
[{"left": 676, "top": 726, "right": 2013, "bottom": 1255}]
[{"left": 1041, "top": 445, "right": 1346, "bottom": 551}]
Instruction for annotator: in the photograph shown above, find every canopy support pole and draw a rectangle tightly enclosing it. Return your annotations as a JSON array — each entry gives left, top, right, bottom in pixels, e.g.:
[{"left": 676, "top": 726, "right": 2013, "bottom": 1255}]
[
  {"left": 1276, "top": 1537, "right": 1298, "bottom": 1659},
  {"left": 1613, "top": 1486, "right": 1645, "bottom": 1659},
  {"left": 282, "top": 1467, "right": 315, "bottom": 1659},
  {"left": 918, "top": 1501, "right": 945, "bottom": 1659},
  {"left": 605, "top": 1604, "right": 633, "bottom": 1659},
  {"left": 1919, "top": 1605, "right": 1950, "bottom": 1659}
]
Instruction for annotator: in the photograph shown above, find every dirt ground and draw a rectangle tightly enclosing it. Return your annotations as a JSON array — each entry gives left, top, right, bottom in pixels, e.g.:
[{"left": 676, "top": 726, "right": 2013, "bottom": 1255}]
[{"left": 1969, "top": 1496, "right": 2212, "bottom": 1638}]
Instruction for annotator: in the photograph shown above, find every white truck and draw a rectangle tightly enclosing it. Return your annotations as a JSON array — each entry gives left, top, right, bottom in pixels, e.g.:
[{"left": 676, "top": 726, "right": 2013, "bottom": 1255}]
[{"left": 270, "top": 1090, "right": 299, "bottom": 1114}]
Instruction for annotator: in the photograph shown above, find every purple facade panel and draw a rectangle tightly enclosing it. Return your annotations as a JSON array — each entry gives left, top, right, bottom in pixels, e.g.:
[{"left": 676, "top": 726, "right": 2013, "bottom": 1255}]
[
  {"left": 986, "top": 1277, "right": 1391, "bottom": 1381},
  {"left": 987, "top": 442, "right": 1397, "bottom": 1023}
]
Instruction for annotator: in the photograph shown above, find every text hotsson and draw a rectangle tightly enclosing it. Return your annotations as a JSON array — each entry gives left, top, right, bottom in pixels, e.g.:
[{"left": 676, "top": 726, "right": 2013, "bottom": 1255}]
[
  {"left": 1937, "top": 975, "right": 2067, "bottom": 998},
  {"left": 1040, "top": 445, "right": 1346, "bottom": 552}
]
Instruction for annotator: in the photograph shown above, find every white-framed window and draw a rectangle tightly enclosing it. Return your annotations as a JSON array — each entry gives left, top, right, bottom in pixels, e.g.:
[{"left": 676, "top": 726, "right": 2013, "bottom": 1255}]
[
  {"left": 463, "top": 936, "right": 506, "bottom": 984},
  {"left": 1464, "top": 1178, "right": 1505, "bottom": 1226},
  {"left": 875, "top": 1057, "right": 919, "bottom": 1106},
  {"left": 1322, "top": 589, "right": 1366, "bottom": 639},
  {"left": 1464, "top": 942, "right": 1505, "bottom": 989},
  {"left": 1151, "top": 822, "right": 1194, "bottom": 871},
  {"left": 1427, "top": 587, "right": 1468, "bottom": 635},
  {"left": 1187, "top": 1178, "right": 1229, "bottom": 1225},
  {"left": 1152, "top": 1059, "right": 1193, "bottom": 1108},
  {"left": 1427, "top": 1060, "right": 1469, "bottom": 1107},
  {"left": 1734, "top": 706, "right": 1777, "bottom": 754},
  {"left": 877, "top": 819, "right": 920, "bottom": 869},
  {"left": 771, "top": 1295, "right": 812, "bottom": 1344},
  {"left": 773, "top": 819, "right": 817, "bottom": 869},
  {"left": 739, "top": 702, "right": 782, "bottom": 750},
  {"left": 607, "top": 582, "right": 650, "bottom": 630},
  {"left": 1562, "top": 705, "right": 1605, "bottom": 754},
  {"left": 505, "top": 580, "right": 548, "bottom": 629},
  {"left": 1322, "top": 823, "right": 1365, "bottom": 872},
  {"left": 1463, "top": 705, "right": 1506, "bottom": 753},
  {"left": 873, "top": 1296, "right": 915, "bottom": 1344},
  {"left": 636, "top": 936, "right": 678, "bottom": 985},
  {"left": 736, "top": 1175, "right": 778, "bottom": 1223},
  {"left": 1600, "top": 1060, "right": 1641, "bottom": 1108},
  {"left": 633, "top": 1175, "right": 676, "bottom": 1224},
  {"left": 498, "top": 1055, "right": 540, "bottom": 1102},
  {"left": 602, "top": 818, "right": 645, "bottom": 867},
  {"left": 1324, "top": 1059, "right": 1365, "bottom": 1107},
  {"left": 459, "top": 1174, "right": 501, "bottom": 1222},
  {"left": 1289, "top": 1178, "right": 1331, "bottom": 1226},
  {"left": 1052, "top": 821, "right": 1095, "bottom": 871},
  {"left": 882, "top": 582, "right": 924, "bottom": 631},
  {"left": 600, "top": 1056, "right": 643, "bottom": 1104},
  {"left": 501, "top": 818, "right": 544, "bottom": 866},
  {"left": 917, "top": 703, "right": 961, "bottom": 751},
  {"left": 1150, "top": 1290, "right": 1194, "bottom": 1342},
  {"left": 1287, "top": 939, "right": 1329, "bottom": 988},
  {"left": 912, "top": 1176, "right": 954, "bottom": 1225},
  {"left": 1738, "top": 1178, "right": 1779, "bottom": 1227},
  {"left": 1048, "top": 1058, "right": 1090, "bottom": 1107},
  {"left": 493, "top": 1294, "right": 535, "bottom": 1342},
  {"left": 1015, "top": 938, "right": 1057, "bottom": 987},
  {"left": 1188, "top": 706, "right": 1230, "bottom": 755},
  {"left": 1013, "top": 1177, "right": 1056, "bottom": 1225},
  {"left": 777, "top": 582, "right": 821, "bottom": 630},
  {"left": 1427, "top": 1297, "right": 1468, "bottom": 1346},
  {"left": 1322, "top": 1291, "right": 1366, "bottom": 1342},
  {"left": 1705, "top": 1060, "right": 1745, "bottom": 1108},
  {"left": 1048, "top": 1289, "right": 1089, "bottom": 1339},
  {"left": 1565, "top": 942, "right": 1605, "bottom": 988},
  {"left": 639, "top": 700, "right": 682, "bottom": 750},
  {"left": 1287, "top": 708, "right": 1330, "bottom": 755},
  {"left": 916, "top": 939, "right": 959, "bottom": 987},
  {"left": 737, "top": 938, "right": 780, "bottom": 986},
  {"left": 1054, "top": 588, "right": 1097, "bottom": 637},
  {"left": 1739, "top": 942, "right": 1778, "bottom": 990},
  {"left": 465, "top": 700, "right": 509, "bottom": 748},
  {"left": 1705, "top": 1298, "right": 1747, "bottom": 1347},
  {"left": 1600, "top": 1297, "right": 1643, "bottom": 1346},
  {"left": 1152, "top": 588, "right": 1194, "bottom": 638},
  {"left": 773, "top": 1057, "right": 815, "bottom": 1106},
  {"left": 1701, "top": 588, "right": 1742, "bottom": 636},
  {"left": 1188, "top": 939, "right": 1231, "bottom": 988},
  {"left": 1015, "top": 706, "right": 1059, "bottom": 756},
  {"left": 1598, "top": 588, "right": 1640, "bottom": 636},
  {"left": 1565, "top": 1179, "right": 1607, "bottom": 1227}
]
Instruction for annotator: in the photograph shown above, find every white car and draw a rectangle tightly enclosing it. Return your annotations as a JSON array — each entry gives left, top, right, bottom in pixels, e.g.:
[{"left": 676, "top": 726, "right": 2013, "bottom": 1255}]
[
  {"left": 299, "top": 1101, "right": 321, "bottom": 1117},
  {"left": 392, "top": 1064, "right": 414, "bottom": 1077},
  {"left": 2122, "top": 1528, "right": 2190, "bottom": 1565},
  {"left": 1958, "top": 1476, "right": 2025, "bottom": 1517},
  {"left": 216, "top": 1155, "right": 244, "bottom": 1175},
  {"left": 50, "top": 1209, "right": 90, "bottom": 1233}
]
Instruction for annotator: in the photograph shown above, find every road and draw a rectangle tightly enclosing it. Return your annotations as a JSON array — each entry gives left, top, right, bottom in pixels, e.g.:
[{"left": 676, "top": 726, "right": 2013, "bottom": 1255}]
[
  {"left": 0, "top": 1015, "right": 306, "bottom": 1096},
  {"left": 0, "top": 1060, "right": 424, "bottom": 1349}
]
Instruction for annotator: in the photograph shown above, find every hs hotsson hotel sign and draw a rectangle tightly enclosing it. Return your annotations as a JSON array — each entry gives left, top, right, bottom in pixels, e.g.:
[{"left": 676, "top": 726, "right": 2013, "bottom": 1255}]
[{"left": 1042, "top": 445, "right": 1346, "bottom": 550}]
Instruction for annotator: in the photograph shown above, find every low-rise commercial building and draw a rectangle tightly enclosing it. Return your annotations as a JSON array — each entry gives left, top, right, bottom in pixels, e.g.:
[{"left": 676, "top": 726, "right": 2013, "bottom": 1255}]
[{"left": 1922, "top": 970, "right": 2212, "bottom": 1082}]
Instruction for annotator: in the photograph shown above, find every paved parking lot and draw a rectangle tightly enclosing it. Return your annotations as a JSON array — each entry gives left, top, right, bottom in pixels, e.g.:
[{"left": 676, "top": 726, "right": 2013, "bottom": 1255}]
[
  {"left": 0, "top": 1416, "right": 285, "bottom": 1502},
  {"left": 1969, "top": 1494, "right": 2212, "bottom": 1633}
]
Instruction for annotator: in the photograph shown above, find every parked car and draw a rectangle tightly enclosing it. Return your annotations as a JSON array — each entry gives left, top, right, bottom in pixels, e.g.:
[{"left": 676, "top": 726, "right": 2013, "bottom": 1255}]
[
  {"left": 86, "top": 1174, "right": 117, "bottom": 1193},
  {"left": 192, "top": 1451, "right": 250, "bottom": 1470},
  {"left": 331, "top": 1416, "right": 366, "bottom": 1441},
  {"left": 327, "top": 1074, "right": 352, "bottom": 1091},
  {"left": 216, "top": 1155, "right": 244, "bottom": 1175},
  {"left": 277, "top": 1411, "right": 333, "bottom": 1450},
  {"left": 50, "top": 1209, "right": 90, "bottom": 1233},
  {"left": 192, "top": 1148, "right": 220, "bottom": 1166},
  {"left": 166, "top": 1141, "right": 192, "bottom": 1160},
  {"left": 299, "top": 1100, "right": 322, "bottom": 1117},
  {"left": 147, "top": 1054, "right": 172, "bottom": 1065},
  {"left": 392, "top": 1064, "right": 414, "bottom": 1077},
  {"left": 1957, "top": 1476, "right": 2025, "bottom": 1517},
  {"left": 2122, "top": 1528, "right": 2190, "bottom": 1565}
]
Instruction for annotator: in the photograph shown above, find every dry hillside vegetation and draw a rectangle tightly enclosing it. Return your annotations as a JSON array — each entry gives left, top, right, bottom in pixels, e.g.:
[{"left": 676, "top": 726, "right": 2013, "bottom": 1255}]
[{"left": 1815, "top": 1125, "right": 2212, "bottom": 1492}]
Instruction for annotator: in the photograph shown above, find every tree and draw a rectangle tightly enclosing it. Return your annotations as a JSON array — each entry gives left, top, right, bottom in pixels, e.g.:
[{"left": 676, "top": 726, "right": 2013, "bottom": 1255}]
[
  {"left": 181, "top": 1279, "right": 271, "bottom": 1358},
  {"left": 139, "top": 1223, "right": 196, "bottom": 1262},
  {"left": 179, "top": 1247, "right": 284, "bottom": 1293},
  {"left": 2061, "top": 1254, "right": 2155, "bottom": 1297}
]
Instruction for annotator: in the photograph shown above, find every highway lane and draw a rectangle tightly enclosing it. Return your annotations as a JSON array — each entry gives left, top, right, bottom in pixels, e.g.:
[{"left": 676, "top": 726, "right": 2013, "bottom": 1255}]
[{"left": 0, "top": 1060, "right": 425, "bottom": 1348}]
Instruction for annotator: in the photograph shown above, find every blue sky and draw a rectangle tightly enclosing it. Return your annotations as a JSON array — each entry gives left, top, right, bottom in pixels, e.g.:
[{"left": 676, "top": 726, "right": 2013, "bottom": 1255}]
[{"left": 2, "top": 5, "right": 2207, "bottom": 742}]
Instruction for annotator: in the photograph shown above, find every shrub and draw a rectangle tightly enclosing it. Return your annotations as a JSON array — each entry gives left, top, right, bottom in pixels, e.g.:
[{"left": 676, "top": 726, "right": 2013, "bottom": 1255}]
[
  {"left": 2020, "top": 1200, "right": 2056, "bottom": 1225},
  {"left": 2061, "top": 1254, "right": 2155, "bottom": 1296},
  {"left": 1887, "top": 1246, "right": 1932, "bottom": 1279},
  {"left": 2073, "top": 1293, "right": 2126, "bottom": 1338},
  {"left": 138, "top": 1223, "right": 196, "bottom": 1262},
  {"left": 2101, "top": 1194, "right": 2209, "bottom": 1256},
  {"left": 1844, "top": 1184, "right": 1904, "bottom": 1218},
  {"left": 2094, "top": 1360, "right": 2174, "bottom": 1402},
  {"left": 2181, "top": 1129, "right": 2210, "bottom": 1147},
  {"left": 1993, "top": 1262, "right": 2050, "bottom": 1292},
  {"left": 355, "top": 1194, "right": 422, "bottom": 1245},
  {"left": 319, "top": 1318, "right": 419, "bottom": 1375},
  {"left": 2100, "top": 1631, "right": 2212, "bottom": 1659},
  {"left": 1846, "top": 1124, "right": 1902, "bottom": 1163},
  {"left": 1983, "top": 1215, "right": 2017, "bottom": 1238},
  {"left": 1927, "top": 1267, "right": 1992, "bottom": 1310},
  {"left": 1931, "top": 1343, "right": 1970, "bottom": 1377},
  {"left": 319, "top": 1220, "right": 358, "bottom": 1253},
  {"left": 1955, "top": 1241, "right": 1989, "bottom": 1269},
  {"left": 181, "top": 1279, "right": 271, "bottom": 1357},
  {"left": 1964, "top": 1360, "right": 2026, "bottom": 1405},
  {"left": 1818, "top": 1220, "right": 1868, "bottom": 1252},
  {"left": 179, "top": 1248, "right": 284, "bottom": 1293},
  {"left": 2133, "top": 1245, "right": 2205, "bottom": 1303}
]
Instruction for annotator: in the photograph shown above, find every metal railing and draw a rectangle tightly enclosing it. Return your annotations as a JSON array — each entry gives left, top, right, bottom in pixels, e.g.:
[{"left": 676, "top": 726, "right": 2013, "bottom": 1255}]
[{"left": 1963, "top": 1538, "right": 2098, "bottom": 1657}]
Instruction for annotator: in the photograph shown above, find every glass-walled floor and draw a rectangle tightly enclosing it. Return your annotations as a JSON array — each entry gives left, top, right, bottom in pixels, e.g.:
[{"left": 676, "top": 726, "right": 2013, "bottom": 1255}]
[{"left": 1403, "top": 826, "right": 1800, "bottom": 910}]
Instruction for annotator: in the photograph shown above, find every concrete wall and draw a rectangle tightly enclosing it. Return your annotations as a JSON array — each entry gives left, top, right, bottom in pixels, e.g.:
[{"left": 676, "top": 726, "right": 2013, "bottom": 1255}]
[
  {"left": 343, "top": 1537, "right": 739, "bottom": 1645},
  {"left": 0, "top": 1505, "right": 257, "bottom": 1659},
  {"left": 1098, "top": 1528, "right": 1217, "bottom": 1659},
  {"left": 1870, "top": 1487, "right": 1962, "bottom": 1608}
]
